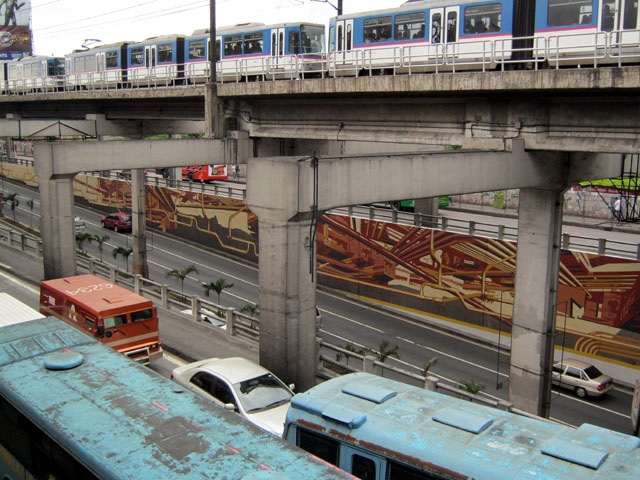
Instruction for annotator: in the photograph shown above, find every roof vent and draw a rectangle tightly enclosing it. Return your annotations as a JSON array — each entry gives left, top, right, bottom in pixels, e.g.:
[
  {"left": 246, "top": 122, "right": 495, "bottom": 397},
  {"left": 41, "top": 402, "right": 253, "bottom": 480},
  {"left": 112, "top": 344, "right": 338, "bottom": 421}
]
[
  {"left": 44, "top": 351, "right": 84, "bottom": 370},
  {"left": 433, "top": 407, "right": 494, "bottom": 434}
]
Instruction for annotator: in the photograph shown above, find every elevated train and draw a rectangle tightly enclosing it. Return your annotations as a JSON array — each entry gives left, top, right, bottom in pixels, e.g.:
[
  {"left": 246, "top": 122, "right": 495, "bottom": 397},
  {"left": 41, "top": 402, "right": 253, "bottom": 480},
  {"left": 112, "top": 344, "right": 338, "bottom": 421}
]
[{"left": 0, "top": 0, "right": 638, "bottom": 92}]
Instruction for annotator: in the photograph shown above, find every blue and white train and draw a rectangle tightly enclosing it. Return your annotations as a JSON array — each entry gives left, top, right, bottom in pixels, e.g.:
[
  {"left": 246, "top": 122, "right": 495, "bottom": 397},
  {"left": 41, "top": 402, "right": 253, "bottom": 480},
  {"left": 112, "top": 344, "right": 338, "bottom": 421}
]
[{"left": 0, "top": 0, "right": 638, "bottom": 92}]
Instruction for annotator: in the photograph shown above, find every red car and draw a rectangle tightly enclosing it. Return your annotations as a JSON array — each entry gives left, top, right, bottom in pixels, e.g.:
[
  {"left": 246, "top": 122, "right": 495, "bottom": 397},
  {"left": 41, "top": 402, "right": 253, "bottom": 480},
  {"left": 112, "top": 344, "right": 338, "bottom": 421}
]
[{"left": 101, "top": 212, "right": 132, "bottom": 232}]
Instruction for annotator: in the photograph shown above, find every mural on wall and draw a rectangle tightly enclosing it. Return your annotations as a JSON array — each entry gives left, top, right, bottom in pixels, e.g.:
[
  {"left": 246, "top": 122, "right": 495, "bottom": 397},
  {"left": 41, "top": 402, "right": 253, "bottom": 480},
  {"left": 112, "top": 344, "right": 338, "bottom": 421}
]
[
  {"left": 2, "top": 164, "right": 639, "bottom": 368},
  {"left": 317, "top": 214, "right": 640, "bottom": 366}
]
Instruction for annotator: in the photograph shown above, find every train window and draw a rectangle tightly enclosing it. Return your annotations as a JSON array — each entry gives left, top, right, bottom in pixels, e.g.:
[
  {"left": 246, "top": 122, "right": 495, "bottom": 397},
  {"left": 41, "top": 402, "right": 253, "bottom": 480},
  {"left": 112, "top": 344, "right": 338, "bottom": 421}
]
[
  {"left": 464, "top": 4, "right": 501, "bottom": 33},
  {"left": 301, "top": 25, "right": 324, "bottom": 53},
  {"left": 329, "top": 25, "right": 336, "bottom": 51},
  {"left": 157, "top": 44, "right": 173, "bottom": 63},
  {"left": 623, "top": 0, "right": 638, "bottom": 29},
  {"left": 289, "top": 31, "right": 301, "bottom": 54},
  {"left": 214, "top": 39, "right": 221, "bottom": 62},
  {"left": 297, "top": 428, "right": 340, "bottom": 465},
  {"left": 130, "top": 47, "right": 144, "bottom": 66},
  {"left": 431, "top": 14, "right": 442, "bottom": 42},
  {"left": 130, "top": 308, "right": 153, "bottom": 322},
  {"left": 394, "top": 12, "right": 426, "bottom": 40},
  {"left": 74, "top": 56, "right": 85, "bottom": 72},
  {"left": 446, "top": 12, "right": 458, "bottom": 42},
  {"left": 547, "top": 0, "right": 592, "bottom": 27},
  {"left": 189, "top": 40, "right": 206, "bottom": 60},
  {"left": 105, "top": 51, "right": 119, "bottom": 68},
  {"left": 244, "top": 33, "right": 264, "bottom": 54},
  {"left": 84, "top": 56, "right": 96, "bottom": 71},
  {"left": 363, "top": 16, "right": 392, "bottom": 43},
  {"left": 224, "top": 35, "right": 242, "bottom": 56}
]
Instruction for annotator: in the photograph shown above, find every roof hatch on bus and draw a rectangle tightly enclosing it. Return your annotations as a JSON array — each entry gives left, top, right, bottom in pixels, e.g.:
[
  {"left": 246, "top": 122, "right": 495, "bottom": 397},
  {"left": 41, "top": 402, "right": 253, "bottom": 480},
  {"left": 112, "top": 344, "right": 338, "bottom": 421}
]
[
  {"left": 341, "top": 383, "right": 397, "bottom": 404},
  {"left": 432, "top": 407, "right": 494, "bottom": 434}
]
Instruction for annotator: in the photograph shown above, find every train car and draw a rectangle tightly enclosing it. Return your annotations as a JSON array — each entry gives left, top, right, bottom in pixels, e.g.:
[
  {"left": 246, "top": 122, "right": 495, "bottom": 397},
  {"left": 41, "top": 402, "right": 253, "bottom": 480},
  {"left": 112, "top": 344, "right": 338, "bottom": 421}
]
[
  {"left": 184, "top": 28, "right": 215, "bottom": 83},
  {"left": 0, "top": 292, "right": 42, "bottom": 326},
  {"left": 0, "top": 316, "right": 355, "bottom": 480},
  {"left": 39, "top": 274, "right": 162, "bottom": 363},
  {"left": 284, "top": 372, "right": 640, "bottom": 479},
  {"left": 66, "top": 41, "right": 130, "bottom": 89},
  {"left": 217, "top": 22, "right": 326, "bottom": 82},
  {"left": 127, "top": 34, "right": 185, "bottom": 86},
  {"left": 534, "top": 0, "right": 640, "bottom": 67},
  {"left": 5, "top": 55, "right": 65, "bottom": 92},
  {"left": 327, "top": 0, "right": 640, "bottom": 76}
]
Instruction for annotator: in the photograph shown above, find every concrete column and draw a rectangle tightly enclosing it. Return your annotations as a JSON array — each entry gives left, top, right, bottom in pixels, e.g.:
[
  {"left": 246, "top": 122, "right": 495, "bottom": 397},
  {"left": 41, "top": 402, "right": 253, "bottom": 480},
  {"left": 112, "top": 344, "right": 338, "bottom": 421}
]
[
  {"left": 34, "top": 143, "right": 77, "bottom": 280},
  {"left": 509, "top": 187, "right": 563, "bottom": 417},
  {"left": 247, "top": 156, "right": 318, "bottom": 392},
  {"left": 130, "top": 169, "right": 149, "bottom": 277},
  {"left": 205, "top": 83, "right": 225, "bottom": 138},
  {"left": 414, "top": 197, "right": 439, "bottom": 227}
]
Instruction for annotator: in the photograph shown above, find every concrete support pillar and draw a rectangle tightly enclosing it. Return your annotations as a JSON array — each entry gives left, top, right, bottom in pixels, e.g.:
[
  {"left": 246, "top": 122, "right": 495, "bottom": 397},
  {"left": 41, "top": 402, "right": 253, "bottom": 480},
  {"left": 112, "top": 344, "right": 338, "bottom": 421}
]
[
  {"left": 509, "top": 187, "right": 564, "bottom": 417},
  {"left": 247, "top": 156, "right": 318, "bottom": 392},
  {"left": 35, "top": 143, "right": 77, "bottom": 280},
  {"left": 205, "top": 83, "right": 225, "bottom": 138},
  {"left": 414, "top": 197, "right": 439, "bottom": 227},
  {"left": 130, "top": 169, "right": 149, "bottom": 277}
]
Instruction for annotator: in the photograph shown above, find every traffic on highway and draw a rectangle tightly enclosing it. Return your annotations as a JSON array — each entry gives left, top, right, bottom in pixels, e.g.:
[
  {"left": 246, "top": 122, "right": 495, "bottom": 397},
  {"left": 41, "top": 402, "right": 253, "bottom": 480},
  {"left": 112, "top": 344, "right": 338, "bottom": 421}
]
[{"left": 0, "top": 179, "right": 636, "bottom": 436}]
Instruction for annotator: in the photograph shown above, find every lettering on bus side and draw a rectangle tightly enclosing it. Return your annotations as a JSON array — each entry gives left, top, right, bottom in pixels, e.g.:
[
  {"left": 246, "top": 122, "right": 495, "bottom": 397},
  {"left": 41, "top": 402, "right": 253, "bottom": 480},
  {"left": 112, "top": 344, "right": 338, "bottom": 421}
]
[{"left": 64, "top": 283, "right": 114, "bottom": 297}]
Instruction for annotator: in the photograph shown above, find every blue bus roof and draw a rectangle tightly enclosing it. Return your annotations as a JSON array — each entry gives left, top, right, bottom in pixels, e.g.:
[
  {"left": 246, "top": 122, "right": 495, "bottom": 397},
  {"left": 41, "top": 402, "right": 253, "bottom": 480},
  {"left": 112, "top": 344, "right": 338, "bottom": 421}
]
[
  {"left": 0, "top": 317, "right": 352, "bottom": 480},
  {"left": 286, "top": 372, "right": 640, "bottom": 479}
]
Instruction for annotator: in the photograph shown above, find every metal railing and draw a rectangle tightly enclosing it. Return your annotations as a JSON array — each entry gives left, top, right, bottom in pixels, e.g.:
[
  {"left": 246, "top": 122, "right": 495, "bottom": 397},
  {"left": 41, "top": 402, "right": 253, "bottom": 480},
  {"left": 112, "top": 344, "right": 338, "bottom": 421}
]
[
  {"left": 329, "top": 205, "right": 640, "bottom": 260},
  {"left": 1, "top": 30, "right": 639, "bottom": 95}
]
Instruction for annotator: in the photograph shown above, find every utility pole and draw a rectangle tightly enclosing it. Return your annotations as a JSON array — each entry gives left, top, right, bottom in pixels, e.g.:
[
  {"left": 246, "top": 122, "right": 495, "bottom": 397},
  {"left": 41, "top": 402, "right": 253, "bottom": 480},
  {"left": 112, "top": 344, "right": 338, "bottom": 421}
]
[{"left": 209, "top": 0, "right": 216, "bottom": 83}]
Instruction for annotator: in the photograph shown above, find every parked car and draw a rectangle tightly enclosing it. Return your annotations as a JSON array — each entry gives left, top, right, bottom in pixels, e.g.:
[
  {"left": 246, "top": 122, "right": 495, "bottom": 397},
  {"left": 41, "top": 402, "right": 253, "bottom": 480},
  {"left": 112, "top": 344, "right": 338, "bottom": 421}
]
[
  {"left": 74, "top": 216, "right": 87, "bottom": 234},
  {"left": 171, "top": 357, "right": 293, "bottom": 436},
  {"left": 551, "top": 359, "right": 613, "bottom": 398},
  {"left": 101, "top": 212, "right": 132, "bottom": 232}
]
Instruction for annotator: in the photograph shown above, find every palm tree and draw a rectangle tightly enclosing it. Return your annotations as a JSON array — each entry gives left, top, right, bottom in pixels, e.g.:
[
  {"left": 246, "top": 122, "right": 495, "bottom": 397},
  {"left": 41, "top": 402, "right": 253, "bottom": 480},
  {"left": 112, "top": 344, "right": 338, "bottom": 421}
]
[
  {"left": 166, "top": 264, "right": 198, "bottom": 291},
  {"left": 75, "top": 232, "right": 92, "bottom": 253},
  {"left": 240, "top": 303, "right": 259, "bottom": 329},
  {"left": 377, "top": 340, "right": 400, "bottom": 363},
  {"left": 202, "top": 278, "right": 234, "bottom": 304},
  {"left": 92, "top": 233, "right": 110, "bottom": 262},
  {"left": 112, "top": 246, "right": 133, "bottom": 272}
]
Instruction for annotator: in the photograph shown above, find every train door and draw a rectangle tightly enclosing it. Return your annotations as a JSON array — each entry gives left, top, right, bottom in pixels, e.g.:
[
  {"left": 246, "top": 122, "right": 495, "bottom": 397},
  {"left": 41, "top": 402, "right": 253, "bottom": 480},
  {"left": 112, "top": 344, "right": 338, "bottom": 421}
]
[
  {"left": 602, "top": 0, "right": 640, "bottom": 47},
  {"left": 443, "top": 7, "right": 460, "bottom": 65},
  {"left": 145, "top": 45, "right": 156, "bottom": 78},
  {"left": 340, "top": 446, "right": 384, "bottom": 480},
  {"left": 97, "top": 52, "right": 105, "bottom": 83},
  {"left": 430, "top": 10, "right": 443, "bottom": 44},
  {"left": 332, "top": 19, "right": 354, "bottom": 72},
  {"left": 271, "top": 27, "right": 286, "bottom": 72}
]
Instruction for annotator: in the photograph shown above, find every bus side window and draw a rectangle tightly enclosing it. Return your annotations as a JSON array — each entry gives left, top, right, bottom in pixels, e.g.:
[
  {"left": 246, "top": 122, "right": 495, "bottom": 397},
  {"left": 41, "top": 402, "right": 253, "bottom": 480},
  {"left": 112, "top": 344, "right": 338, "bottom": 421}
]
[
  {"left": 352, "top": 454, "right": 376, "bottom": 479},
  {"left": 297, "top": 428, "right": 340, "bottom": 465}
]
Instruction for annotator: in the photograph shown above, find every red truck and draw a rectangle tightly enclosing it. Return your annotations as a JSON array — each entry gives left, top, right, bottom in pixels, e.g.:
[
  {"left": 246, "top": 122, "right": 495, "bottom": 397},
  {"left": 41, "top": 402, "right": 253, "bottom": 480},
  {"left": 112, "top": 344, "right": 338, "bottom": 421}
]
[{"left": 40, "top": 274, "right": 162, "bottom": 363}]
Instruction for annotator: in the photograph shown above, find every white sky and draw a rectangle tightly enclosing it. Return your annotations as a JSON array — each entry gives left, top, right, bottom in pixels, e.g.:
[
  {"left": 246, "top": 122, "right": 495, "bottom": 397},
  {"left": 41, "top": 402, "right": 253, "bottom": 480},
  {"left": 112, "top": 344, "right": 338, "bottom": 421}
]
[{"left": 30, "top": 0, "right": 398, "bottom": 56}]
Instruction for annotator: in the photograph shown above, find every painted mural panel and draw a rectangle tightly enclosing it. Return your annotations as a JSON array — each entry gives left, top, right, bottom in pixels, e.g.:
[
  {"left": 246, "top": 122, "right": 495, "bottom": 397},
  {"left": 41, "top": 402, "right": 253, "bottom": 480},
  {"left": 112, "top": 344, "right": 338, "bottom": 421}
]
[{"left": 2, "top": 166, "right": 639, "bottom": 369}]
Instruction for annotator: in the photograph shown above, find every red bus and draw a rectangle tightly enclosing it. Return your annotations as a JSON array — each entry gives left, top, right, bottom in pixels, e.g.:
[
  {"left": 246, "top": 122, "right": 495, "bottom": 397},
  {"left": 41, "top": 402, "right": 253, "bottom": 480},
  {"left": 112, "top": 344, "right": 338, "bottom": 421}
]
[
  {"left": 39, "top": 274, "right": 162, "bottom": 363},
  {"left": 182, "top": 164, "right": 228, "bottom": 182}
]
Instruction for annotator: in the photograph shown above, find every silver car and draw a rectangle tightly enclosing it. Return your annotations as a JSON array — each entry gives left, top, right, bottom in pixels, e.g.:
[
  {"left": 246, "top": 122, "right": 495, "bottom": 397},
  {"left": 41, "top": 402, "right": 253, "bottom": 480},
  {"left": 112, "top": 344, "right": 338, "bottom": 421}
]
[
  {"left": 551, "top": 359, "right": 613, "bottom": 398},
  {"left": 171, "top": 357, "right": 293, "bottom": 436}
]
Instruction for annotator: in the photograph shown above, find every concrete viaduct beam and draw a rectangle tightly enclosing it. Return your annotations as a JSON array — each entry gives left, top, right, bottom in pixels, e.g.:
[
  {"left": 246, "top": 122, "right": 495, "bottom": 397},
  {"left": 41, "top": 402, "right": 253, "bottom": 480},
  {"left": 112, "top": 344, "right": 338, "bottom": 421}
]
[
  {"left": 247, "top": 145, "right": 624, "bottom": 414},
  {"left": 34, "top": 138, "right": 241, "bottom": 280}
]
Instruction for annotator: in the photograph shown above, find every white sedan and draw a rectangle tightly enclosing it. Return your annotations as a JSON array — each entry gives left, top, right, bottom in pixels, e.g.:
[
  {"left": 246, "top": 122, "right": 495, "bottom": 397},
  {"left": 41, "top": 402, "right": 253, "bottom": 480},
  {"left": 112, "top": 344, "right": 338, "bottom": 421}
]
[{"left": 171, "top": 357, "right": 293, "bottom": 436}]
